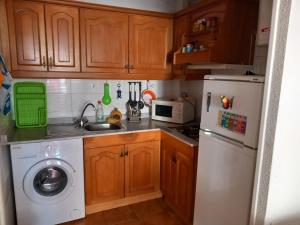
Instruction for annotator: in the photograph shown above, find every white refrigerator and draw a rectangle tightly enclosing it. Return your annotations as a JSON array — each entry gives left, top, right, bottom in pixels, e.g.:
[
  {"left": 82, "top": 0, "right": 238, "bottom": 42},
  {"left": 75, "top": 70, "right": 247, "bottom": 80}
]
[{"left": 193, "top": 75, "right": 265, "bottom": 225}]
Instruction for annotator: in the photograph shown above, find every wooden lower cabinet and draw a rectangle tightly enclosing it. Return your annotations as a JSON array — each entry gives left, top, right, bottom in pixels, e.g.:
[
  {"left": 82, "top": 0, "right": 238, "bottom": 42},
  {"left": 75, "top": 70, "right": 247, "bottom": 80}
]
[
  {"left": 125, "top": 141, "right": 160, "bottom": 197},
  {"left": 85, "top": 145, "right": 125, "bottom": 205},
  {"left": 161, "top": 131, "right": 197, "bottom": 224},
  {"left": 84, "top": 131, "right": 161, "bottom": 214}
]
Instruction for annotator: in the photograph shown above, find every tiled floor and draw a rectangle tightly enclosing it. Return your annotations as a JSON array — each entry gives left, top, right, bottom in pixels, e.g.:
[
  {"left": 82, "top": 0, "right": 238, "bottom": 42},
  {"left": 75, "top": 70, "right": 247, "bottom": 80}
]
[{"left": 60, "top": 199, "right": 185, "bottom": 225}]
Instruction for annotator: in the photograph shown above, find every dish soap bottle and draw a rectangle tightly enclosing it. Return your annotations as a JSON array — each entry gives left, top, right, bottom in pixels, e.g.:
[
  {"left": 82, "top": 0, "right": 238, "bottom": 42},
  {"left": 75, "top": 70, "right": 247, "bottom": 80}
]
[{"left": 96, "top": 100, "right": 104, "bottom": 122}]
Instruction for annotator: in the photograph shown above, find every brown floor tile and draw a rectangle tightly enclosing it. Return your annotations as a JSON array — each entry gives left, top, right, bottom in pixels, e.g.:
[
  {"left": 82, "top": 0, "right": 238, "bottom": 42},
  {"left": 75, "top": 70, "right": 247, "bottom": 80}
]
[
  {"left": 102, "top": 206, "right": 139, "bottom": 225},
  {"left": 141, "top": 211, "right": 182, "bottom": 225},
  {"left": 130, "top": 199, "right": 168, "bottom": 219},
  {"left": 60, "top": 199, "right": 184, "bottom": 225}
]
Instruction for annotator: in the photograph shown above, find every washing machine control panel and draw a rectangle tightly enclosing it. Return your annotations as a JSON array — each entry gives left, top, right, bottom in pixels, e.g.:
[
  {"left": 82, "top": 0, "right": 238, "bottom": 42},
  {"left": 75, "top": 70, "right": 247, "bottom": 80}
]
[{"left": 41, "top": 142, "right": 61, "bottom": 158}]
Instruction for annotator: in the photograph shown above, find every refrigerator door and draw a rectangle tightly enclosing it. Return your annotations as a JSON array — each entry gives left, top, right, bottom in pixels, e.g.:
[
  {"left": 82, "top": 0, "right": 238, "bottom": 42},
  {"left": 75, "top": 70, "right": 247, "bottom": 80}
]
[
  {"left": 194, "top": 130, "right": 256, "bottom": 225},
  {"left": 201, "top": 76, "right": 264, "bottom": 148}
]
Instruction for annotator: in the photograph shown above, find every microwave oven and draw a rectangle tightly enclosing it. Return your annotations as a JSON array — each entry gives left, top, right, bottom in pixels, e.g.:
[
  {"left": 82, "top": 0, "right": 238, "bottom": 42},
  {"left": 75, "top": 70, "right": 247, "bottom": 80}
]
[{"left": 152, "top": 99, "right": 195, "bottom": 124}]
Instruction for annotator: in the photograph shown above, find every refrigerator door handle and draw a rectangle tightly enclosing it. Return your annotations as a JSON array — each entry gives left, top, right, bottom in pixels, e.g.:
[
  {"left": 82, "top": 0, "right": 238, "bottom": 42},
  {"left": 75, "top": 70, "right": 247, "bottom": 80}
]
[
  {"left": 206, "top": 92, "right": 211, "bottom": 112},
  {"left": 201, "top": 129, "right": 245, "bottom": 149}
]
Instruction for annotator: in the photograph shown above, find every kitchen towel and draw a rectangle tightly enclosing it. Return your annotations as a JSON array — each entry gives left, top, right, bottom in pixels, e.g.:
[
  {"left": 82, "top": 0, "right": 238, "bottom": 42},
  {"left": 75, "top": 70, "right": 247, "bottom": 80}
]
[{"left": 0, "top": 53, "right": 12, "bottom": 115}]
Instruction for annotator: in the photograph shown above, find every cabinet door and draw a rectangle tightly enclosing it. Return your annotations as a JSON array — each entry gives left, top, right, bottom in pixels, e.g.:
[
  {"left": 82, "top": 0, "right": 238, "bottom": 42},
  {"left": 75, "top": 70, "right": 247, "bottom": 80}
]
[
  {"left": 161, "top": 141, "right": 177, "bottom": 205},
  {"left": 161, "top": 132, "right": 196, "bottom": 223},
  {"left": 129, "top": 15, "right": 172, "bottom": 75},
  {"left": 175, "top": 151, "right": 194, "bottom": 220},
  {"left": 8, "top": 1, "right": 47, "bottom": 71},
  {"left": 80, "top": 9, "right": 128, "bottom": 73},
  {"left": 125, "top": 141, "right": 160, "bottom": 197},
  {"left": 85, "top": 145, "right": 125, "bottom": 205},
  {"left": 173, "top": 15, "right": 189, "bottom": 51},
  {"left": 45, "top": 5, "right": 80, "bottom": 72}
]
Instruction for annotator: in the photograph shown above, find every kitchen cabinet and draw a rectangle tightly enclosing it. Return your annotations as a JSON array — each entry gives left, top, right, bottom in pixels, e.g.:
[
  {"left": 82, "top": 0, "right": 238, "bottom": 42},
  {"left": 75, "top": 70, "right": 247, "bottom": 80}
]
[
  {"left": 85, "top": 145, "right": 125, "bottom": 205},
  {"left": 161, "top": 131, "right": 197, "bottom": 223},
  {"left": 8, "top": 1, "right": 80, "bottom": 72},
  {"left": 7, "top": 0, "right": 172, "bottom": 79},
  {"left": 45, "top": 4, "right": 80, "bottom": 72},
  {"left": 125, "top": 141, "right": 160, "bottom": 197},
  {"left": 0, "top": 0, "right": 11, "bottom": 70},
  {"left": 8, "top": 1, "right": 47, "bottom": 71},
  {"left": 84, "top": 131, "right": 161, "bottom": 214},
  {"left": 129, "top": 15, "right": 173, "bottom": 76},
  {"left": 173, "top": 0, "right": 259, "bottom": 66},
  {"left": 80, "top": 9, "right": 129, "bottom": 74}
]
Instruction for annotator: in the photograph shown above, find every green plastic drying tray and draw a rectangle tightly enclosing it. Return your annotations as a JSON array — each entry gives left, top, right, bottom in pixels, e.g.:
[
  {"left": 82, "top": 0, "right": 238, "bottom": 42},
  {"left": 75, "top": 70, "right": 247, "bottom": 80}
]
[{"left": 14, "top": 82, "right": 47, "bottom": 128}]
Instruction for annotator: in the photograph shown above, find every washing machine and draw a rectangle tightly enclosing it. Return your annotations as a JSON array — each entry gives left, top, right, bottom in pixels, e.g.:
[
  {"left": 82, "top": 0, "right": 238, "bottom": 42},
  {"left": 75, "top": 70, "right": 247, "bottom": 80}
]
[{"left": 10, "top": 138, "right": 85, "bottom": 225}]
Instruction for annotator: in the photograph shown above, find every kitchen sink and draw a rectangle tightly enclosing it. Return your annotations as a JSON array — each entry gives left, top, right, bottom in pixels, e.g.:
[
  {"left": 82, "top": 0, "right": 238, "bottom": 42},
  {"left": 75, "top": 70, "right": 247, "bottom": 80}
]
[{"left": 84, "top": 123, "right": 123, "bottom": 131}]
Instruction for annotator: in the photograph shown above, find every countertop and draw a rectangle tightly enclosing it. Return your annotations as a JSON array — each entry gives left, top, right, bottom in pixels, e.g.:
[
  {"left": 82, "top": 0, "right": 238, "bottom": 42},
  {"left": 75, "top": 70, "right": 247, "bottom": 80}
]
[{"left": 6, "top": 118, "right": 199, "bottom": 147}]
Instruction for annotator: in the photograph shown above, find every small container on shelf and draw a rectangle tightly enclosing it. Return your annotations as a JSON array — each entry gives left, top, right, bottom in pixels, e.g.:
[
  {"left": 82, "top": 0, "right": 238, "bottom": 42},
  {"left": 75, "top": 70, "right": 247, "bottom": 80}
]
[{"left": 186, "top": 44, "right": 193, "bottom": 53}]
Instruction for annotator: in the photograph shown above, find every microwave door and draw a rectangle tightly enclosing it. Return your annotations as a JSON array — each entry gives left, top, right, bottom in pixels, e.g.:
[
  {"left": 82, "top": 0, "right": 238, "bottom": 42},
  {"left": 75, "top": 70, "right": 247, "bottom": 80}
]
[
  {"left": 200, "top": 79, "right": 264, "bottom": 148},
  {"left": 155, "top": 104, "right": 173, "bottom": 118},
  {"left": 152, "top": 104, "right": 176, "bottom": 123}
]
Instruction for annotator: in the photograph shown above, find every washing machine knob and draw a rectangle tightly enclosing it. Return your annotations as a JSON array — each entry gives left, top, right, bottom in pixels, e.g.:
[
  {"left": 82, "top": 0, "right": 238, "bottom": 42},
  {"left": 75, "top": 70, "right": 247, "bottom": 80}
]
[
  {"left": 46, "top": 145, "right": 52, "bottom": 151},
  {"left": 70, "top": 209, "right": 82, "bottom": 219}
]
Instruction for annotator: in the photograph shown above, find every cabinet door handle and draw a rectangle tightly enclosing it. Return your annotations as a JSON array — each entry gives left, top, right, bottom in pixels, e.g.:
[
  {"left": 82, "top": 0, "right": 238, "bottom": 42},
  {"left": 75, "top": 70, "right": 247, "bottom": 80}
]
[
  {"left": 124, "top": 64, "right": 129, "bottom": 69},
  {"left": 207, "top": 92, "right": 211, "bottom": 112},
  {"left": 124, "top": 148, "right": 128, "bottom": 157},
  {"left": 49, "top": 56, "right": 53, "bottom": 69},
  {"left": 120, "top": 151, "right": 124, "bottom": 157},
  {"left": 42, "top": 56, "right": 46, "bottom": 68},
  {"left": 129, "top": 65, "right": 134, "bottom": 69}
]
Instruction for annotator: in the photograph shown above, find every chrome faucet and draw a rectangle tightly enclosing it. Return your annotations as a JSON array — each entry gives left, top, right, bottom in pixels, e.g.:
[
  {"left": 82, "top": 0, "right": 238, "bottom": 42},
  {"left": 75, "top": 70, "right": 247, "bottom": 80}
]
[{"left": 76, "top": 102, "right": 97, "bottom": 127}]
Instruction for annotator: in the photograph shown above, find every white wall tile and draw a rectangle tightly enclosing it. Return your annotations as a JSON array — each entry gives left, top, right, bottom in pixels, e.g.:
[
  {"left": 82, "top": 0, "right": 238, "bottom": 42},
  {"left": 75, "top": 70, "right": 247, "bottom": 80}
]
[
  {"left": 70, "top": 79, "right": 102, "bottom": 94},
  {"left": 47, "top": 93, "right": 72, "bottom": 118},
  {"left": 45, "top": 79, "right": 71, "bottom": 94}
]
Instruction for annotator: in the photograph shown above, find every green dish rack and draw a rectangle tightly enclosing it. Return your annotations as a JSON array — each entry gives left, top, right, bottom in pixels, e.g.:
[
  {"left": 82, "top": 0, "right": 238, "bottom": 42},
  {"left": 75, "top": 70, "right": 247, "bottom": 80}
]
[{"left": 14, "top": 82, "right": 47, "bottom": 128}]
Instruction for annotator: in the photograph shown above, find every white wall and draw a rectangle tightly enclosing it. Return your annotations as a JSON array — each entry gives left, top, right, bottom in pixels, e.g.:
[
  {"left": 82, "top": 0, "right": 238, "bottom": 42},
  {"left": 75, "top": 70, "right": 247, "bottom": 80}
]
[
  {"left": 250, "top": 0, "right": 300, "bottom": 224},
  {"left": 263, "top": 0, "right": 300, "bottom": 224},
  {"left": 79, "top": 0, "right": 182, "bottom": 13}
]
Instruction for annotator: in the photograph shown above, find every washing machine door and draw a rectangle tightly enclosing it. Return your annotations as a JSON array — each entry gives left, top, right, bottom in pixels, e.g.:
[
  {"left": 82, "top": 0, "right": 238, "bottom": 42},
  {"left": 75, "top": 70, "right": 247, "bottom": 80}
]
[{"left": 23, "top": 159, "right": 76, "bottom": 204}]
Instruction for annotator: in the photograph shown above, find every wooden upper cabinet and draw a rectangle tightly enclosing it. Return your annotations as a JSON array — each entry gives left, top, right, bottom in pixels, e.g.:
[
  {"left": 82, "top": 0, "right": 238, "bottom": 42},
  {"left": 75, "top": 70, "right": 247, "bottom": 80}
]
[
  {"left": 80, "top": 9, "right": 129, "bottom": 73},
  {"left": 173, "top": 15, "right": 189, "bottom": 52},
  {"left": 125, "top": 141, "right": 160, "bottom": 197},
  {"left": 85, "top": 145, "right": 125, "bottom": 205},
  {"left": 8, "top": 1, "right": 47, "bottom": 71},
  {"left": 45, "top": 4, "right": 80, "bottom": 72},
  {"left": 129, "top": 15, "right": 172, "bottom": 75}
]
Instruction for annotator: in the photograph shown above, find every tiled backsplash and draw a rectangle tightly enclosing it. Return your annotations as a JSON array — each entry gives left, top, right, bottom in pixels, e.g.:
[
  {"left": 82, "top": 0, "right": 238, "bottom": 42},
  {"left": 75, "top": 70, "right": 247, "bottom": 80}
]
[{"left": 12, "top": 79, "right": 180, "bottom": 119}]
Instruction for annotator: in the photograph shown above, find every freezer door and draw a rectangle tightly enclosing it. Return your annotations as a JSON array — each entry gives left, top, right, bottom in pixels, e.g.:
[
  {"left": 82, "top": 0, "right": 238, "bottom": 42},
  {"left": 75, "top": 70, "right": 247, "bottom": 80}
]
[
  {"left": 201, "top": 79, "right": 264, "bottom": 148},
  {"left": 194, "top": 131, "right": 256, "bottom": 225}
]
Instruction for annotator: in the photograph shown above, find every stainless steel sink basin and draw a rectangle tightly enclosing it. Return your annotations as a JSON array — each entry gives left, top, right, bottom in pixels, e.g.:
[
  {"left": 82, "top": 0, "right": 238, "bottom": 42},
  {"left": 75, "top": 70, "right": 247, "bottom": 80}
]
[{"left": 84, "top": 123, "right": 123, "bottom": 131}]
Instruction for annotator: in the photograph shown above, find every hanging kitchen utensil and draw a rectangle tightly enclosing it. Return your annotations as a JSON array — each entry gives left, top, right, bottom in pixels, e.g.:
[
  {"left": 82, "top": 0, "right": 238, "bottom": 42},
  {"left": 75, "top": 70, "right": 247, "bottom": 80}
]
[
  {"left": 131, "top": 82, "right": 138, "bottom": 108},
  {"left": 102, "top": 81, "right": 111, "bottom": 105},
  {"left": 127, "top": 82, "right": 133, "bottom": 106},
  {"left": 117, "top": 82, "right": 122, "bottom": 99},
  {"left": 137, "top": 82, "right": 144, "bottom": 109},
  {"left": 142, "top": 80, "right": 157, "bottom": 107}
]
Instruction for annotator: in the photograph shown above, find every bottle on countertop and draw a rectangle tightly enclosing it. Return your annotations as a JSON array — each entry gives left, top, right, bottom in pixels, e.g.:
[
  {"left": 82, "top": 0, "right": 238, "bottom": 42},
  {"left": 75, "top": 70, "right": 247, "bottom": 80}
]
[{"left": 96, "top": 100, "right": 104, "bottom": 123}]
